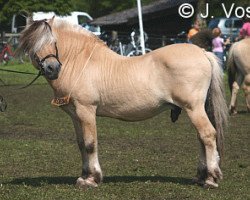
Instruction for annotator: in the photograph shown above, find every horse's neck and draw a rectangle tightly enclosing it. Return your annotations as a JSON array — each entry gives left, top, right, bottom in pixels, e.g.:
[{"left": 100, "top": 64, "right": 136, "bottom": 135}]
[
  {"left": 53, "top": 28, "right": 134, "bottom": 86},
  {"left": 57, "top": 31, "right": 93, "bottom": 60}
]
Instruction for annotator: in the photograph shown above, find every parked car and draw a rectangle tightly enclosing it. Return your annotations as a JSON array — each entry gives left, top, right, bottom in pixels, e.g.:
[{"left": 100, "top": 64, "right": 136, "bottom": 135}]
[{"left": 208, "top": 17, "right": 243, "bottom": 40}]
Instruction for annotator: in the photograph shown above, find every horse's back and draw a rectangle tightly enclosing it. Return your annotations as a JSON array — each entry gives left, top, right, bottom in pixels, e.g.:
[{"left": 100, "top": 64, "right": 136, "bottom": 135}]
[
  {"left": 150, "top": 44, "right": 212, "bottom": 88},
  {"left": 150, "top": 43, "right": 211, "bottom": 71},
  {"left": 233, "top": 39, "right": 250, "bottom": 74}
]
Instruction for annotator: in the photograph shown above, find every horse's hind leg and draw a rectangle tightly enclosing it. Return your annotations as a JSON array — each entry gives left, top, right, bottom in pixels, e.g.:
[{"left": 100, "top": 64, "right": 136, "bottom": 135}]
[
  {"left": 229, "top": 74, "right": 244, "bottom": 115},
  {"left": 243, "top": 74, "right": 250, "bottom": 112},
  {"left": 192, "top": 138, "right": 207, "bottom": 186},
  {"left": 186, "top": 105, "right": 222, "bottom": 188}
]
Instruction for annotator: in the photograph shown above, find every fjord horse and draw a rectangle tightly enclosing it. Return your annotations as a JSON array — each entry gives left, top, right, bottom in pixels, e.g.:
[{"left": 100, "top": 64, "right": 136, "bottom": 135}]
[
  {"left": 17, "top": 18, "right": 228, "bottom": 189},
  {"left": 227, "top": 38, "right": 250, "bottom": 114}
]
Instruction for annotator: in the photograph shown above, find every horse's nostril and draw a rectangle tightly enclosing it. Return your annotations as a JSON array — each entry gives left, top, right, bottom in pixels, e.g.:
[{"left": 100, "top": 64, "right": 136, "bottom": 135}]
[{"left": 47, "top": 65, "right": 53, "bottom": 72}]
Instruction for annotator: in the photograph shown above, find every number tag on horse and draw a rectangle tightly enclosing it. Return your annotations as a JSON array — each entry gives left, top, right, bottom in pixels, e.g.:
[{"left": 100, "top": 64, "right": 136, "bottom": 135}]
[{"left": 51, "top": 96, "right": 70, "bottom": 107}]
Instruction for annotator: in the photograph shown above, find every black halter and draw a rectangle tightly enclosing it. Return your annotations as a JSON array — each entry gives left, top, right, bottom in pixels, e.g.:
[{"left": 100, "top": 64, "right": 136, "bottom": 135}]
[
  {"left": 33, "top": 42, "right": 62, "bottom": 75},
  {"left": 20, "top": 42, "right": 62, "bottom": 89}
]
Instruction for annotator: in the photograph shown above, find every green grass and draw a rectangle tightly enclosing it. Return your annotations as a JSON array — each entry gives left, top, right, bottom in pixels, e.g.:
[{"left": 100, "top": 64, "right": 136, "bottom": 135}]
[
  {"left": 0, "top": 62, "right": 46, "bottom": 86},
  {"left": 0, "top": 63, "right": 249, "bottom": 199}
]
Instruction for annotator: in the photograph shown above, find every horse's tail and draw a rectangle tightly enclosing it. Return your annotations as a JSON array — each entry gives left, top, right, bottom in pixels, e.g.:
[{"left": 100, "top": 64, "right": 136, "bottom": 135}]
[
  {"left": 204, "top": 52, "right": 228, "bottom": 161},
  {"left": 227, "top": 43, "right": 237, "bottom": 93}
]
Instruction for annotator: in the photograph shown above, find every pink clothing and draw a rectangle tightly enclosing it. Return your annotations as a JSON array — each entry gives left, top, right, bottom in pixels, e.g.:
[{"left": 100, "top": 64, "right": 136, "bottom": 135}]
[
  {"left": 240, "top": 22, "right": 250, "bottom": 38},
  {"left": 212, "top": 37, "right": 224, "bottom": 53}
]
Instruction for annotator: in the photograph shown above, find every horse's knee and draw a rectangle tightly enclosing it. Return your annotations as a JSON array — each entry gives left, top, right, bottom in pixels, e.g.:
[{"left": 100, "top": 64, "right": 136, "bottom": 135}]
[{"left": 85, "top": 142, "right": 95, "bottom": 154}]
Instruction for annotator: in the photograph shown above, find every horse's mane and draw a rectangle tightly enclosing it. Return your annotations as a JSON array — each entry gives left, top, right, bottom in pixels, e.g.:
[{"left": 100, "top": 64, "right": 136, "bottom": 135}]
[
  {"left": 17, "top": 18, "right": 106, "bottom": 56},
  {"left": 17, "top": 19, "right": 55, "bottom": 56},
  {"left": 53, "top": 18, "right": 107, "bottom": 48}
]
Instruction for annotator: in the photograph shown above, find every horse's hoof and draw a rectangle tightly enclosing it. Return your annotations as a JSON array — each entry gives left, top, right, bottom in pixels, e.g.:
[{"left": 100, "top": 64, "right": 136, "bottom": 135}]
[
  {"left": 192, "top": 177, "right": 204, "bottom": 186},
  {"left": 76, "top": 177, "right": 98, "bottom": 189},
  {"left": 231, "top": 111, "right": 237, "bottom": 115},
  {"left": 203, "top": 179, "right": 219, "bottom": 189},
  {"left": 229, "top": 108, "right": 237, "bottom": 115},
  {"left": 192, "top": 176, "right": 219, "bottom": 189},
  {"left": 209, "top": 167, "right": 223, "bottom": 181}
]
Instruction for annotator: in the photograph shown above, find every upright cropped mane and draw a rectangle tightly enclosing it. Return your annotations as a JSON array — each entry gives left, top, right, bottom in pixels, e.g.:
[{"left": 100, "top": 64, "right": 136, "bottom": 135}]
[
  {"left": 52, "top": 18, "right": 106, "bottom": 47},
  {"left": 17, "top": 18, "right": 105, "bottom": 56}
]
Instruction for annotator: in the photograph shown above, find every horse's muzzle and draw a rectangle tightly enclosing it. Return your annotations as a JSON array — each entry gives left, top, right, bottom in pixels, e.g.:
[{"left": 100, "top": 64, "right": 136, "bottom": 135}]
[{"left": 43, "top": 62, "right": 61, "bottom": 80}]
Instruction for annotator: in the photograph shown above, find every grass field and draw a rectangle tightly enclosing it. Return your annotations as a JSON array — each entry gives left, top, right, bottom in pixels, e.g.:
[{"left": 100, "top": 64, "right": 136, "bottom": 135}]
[{"left": 0, "top": 63, "right": 249, "bottom": 199}]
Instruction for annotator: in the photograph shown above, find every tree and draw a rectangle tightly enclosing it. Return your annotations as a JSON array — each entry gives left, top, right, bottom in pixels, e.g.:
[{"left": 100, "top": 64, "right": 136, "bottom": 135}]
[
  {"left": 70, "top": 0, "right": 154, "bottom": 18},
  {"left": 0, "top": 0, "right": 73, "bottom": 31},
  {"left": 0, "top": 0, "right": 156, "bottom": 32}
]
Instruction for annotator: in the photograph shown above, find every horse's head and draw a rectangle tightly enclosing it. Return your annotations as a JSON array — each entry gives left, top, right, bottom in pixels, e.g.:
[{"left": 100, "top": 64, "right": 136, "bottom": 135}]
[
  {"left": 18, "top": 17, "right": 61, "bottom": 80},
  {"left": 33, "top": 40, "right": 62, "bottom": 80}
]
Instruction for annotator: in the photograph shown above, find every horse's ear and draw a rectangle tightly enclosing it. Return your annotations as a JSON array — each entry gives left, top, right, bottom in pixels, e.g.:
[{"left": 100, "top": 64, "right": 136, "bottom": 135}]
[
  {"left": 26, "top": 15, "right": 33, "bottom": 25},
  {"left": 49, "top": 16, "right": 56, "bottom": 25}
]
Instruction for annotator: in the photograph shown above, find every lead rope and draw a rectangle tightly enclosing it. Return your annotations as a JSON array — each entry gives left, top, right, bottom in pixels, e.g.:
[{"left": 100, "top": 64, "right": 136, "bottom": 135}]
[{"left": 51, "top": 43, "right": 97, "bottom": 106}]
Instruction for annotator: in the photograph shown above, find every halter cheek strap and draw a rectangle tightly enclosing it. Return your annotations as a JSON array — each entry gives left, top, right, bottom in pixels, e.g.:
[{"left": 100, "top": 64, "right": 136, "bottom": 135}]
[{"left": 34, "top": 42, "right": 62, "bottom": 75}]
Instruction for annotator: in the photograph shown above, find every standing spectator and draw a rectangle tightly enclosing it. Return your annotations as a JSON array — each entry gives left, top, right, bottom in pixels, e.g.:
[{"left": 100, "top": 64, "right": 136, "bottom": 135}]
[
  {"left": 187, "top": 22, "right": 200, "bottom": 42},
  {"left": 212, "top": 28, "right": 230, "bottom": 69},
  {"left": 239, "top": 17, "right": 250, "bottom": 39}
]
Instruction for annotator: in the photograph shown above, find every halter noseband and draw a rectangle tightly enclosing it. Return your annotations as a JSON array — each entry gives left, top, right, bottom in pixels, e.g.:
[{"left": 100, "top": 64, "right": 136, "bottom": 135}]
[{"left": 33, "top": 42, "right": 62, "bottom": 75}]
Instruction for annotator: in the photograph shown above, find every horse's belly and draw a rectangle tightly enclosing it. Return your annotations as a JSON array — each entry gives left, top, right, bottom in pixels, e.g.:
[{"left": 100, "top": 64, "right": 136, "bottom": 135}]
[{"left": 96, "top": 101, "right": 170, "bottom": 121}]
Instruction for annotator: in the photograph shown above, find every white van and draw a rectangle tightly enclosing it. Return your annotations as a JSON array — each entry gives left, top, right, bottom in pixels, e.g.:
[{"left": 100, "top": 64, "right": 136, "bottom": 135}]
[
  {"left": 33, "top": 11, "right": 92, "bottom": 25},
  {"left": 208, "top": 17, "right": 243, "bottom": 39},
  {"left": 12, "top": 11, "right": 101, "bottom": 35}
]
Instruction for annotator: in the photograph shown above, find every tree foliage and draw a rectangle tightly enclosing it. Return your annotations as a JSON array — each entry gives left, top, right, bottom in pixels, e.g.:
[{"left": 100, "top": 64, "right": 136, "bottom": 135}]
[
  {"left": 0, "top": 0, "right": 154, "bottom": 30},
  {"left": 0, "top": 0, "right": 73, "bottom": 30},
  {"left": 70, "top": 0, "right": 154, "bottom": 18}
]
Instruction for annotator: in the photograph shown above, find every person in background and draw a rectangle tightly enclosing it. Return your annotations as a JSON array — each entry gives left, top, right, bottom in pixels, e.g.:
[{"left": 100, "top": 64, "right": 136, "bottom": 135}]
[
  {"left": 212, "top": 27, "right": 230, "bottom": 70},
  {"left": 238, "top": 17, "right": 250, "bottom": 39},
  {"left": 187, "top": 22, "right": 200, "bottom": 42}
]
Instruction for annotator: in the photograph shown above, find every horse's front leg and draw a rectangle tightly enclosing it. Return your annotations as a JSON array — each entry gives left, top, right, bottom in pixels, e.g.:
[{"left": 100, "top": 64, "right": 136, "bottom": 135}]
[{"left": 73, "top": 105, "right": 102, "bottom": 188}]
